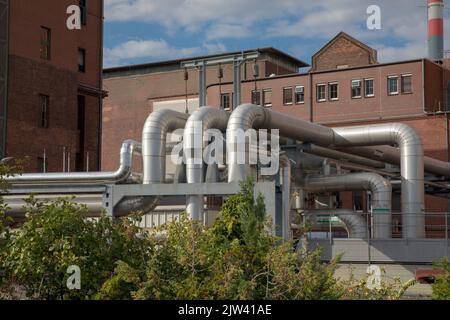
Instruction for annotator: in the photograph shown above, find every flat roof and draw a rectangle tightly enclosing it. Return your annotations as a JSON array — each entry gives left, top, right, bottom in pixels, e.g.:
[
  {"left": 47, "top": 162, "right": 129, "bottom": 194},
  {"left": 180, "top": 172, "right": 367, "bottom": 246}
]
[{"left": 103, "top": 47, "right": 309, "bottom": 75}]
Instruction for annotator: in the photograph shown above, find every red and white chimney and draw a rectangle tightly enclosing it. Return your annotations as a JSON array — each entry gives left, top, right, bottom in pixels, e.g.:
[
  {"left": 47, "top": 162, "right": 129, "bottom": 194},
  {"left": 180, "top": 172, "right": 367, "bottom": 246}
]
[{"left": 428, "top": 0, "right": 444, "bottom": 60}]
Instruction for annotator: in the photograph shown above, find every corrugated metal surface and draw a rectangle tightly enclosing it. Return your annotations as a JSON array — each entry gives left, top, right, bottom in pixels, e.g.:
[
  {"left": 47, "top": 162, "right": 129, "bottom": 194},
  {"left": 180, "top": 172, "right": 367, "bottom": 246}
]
[{"left": 138, "top": 208, "right": 220, "bottom": 229}]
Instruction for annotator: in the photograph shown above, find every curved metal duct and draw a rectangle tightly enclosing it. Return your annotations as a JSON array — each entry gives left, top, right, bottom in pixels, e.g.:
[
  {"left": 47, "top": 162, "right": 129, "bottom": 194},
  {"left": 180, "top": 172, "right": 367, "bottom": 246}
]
[
  {"left": 142, "top": 109, "right": 189, "bottom": 184},
  {"left": 6, "top": 140, "right": 141, "bottom": 185},
  {"left": 304, "top": 173, "right": 392, "bottom": 239},
  {"left": 140, "top": 109, "right": 190, "bottom": 214},
  {"left": 227, "top": 104, "right": 413, "bottom": 236},
  {"left": 184, "top": 107, "right": 230, "bottom": 220},
  {"left": 303, "top": 209, "right": 367, "bottom": 239}
]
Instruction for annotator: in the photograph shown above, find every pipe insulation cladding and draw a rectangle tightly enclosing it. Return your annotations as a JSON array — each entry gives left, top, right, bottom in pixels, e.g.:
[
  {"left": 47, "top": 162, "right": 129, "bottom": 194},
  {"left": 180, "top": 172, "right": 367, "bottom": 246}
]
[
  {"left": 304, "top": 173, "right": 392, "bottom": 239},
  {"left": 183, "top": 107, "right": 230, "bottom": 220},
  {"left": 6, "top": 139, "right": 142, "bottom": 185},
  {"left": 226, "top": 104, "right": 425, "bottom": 238}
]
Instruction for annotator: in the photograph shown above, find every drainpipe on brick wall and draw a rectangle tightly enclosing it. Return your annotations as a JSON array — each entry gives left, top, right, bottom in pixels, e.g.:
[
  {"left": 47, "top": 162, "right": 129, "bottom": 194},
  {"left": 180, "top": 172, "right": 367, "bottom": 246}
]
[
  {"left": 98, "top": 0, "right": 104, "bottom": 170},
  {"left": 309, "top": 71, "right": 313, "bottom": 122}
]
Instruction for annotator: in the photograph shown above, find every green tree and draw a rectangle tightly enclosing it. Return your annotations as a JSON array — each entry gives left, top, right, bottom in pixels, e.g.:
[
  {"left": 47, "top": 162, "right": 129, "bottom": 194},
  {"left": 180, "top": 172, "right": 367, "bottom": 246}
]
[
  {"left": 1, "top": 198, "right": 152, "bottom": 300},
  {"left": 432, "top": 258, "right": 450, "bottom": 300}
]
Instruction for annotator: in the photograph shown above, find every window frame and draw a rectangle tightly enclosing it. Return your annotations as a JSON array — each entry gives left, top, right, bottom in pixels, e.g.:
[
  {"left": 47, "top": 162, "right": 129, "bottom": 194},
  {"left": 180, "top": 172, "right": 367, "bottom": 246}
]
[
  {"left": 40, "top": 26, "right": 51, "bottom": 60},
  {"left": 220, "top": 93, "right": 232, "bottom": 110},
  {"left": 316, "top": 84, "right": 326, "bottom": 102},
  {"left": 401, "top": 74, "right": 412, "bottom": 94},
  {"left": 295, "top": 85, "right": 305, "bottom": 104},
  {"left": 79, "top": 0, "right": 88, "bottom": 25},
  {"left": 351, "top": 79, "right": 362, "bottom": 99},
  {"left": 328, "top": 82, "right": 339, "bottom": 101},
  {"left": 364, "top": 78, "right": 375, "bottom": 98},
  {"left": 387, "top": 75, "right": 399, "bottom": 96},
  {"left": 39, "top": 94, "right": 49, "bottom": 129},
  {"left": 282, "top": 86, "right": 293, "bottom": 106},
  {"left": 78, "top": 48, "right": 86, "bottom": 73},
  {"left": 251, "top": 90, "right": 261, "bottom": 106},
  {"left": 263, "top": 88, "right": 272, "bottom": 107}
]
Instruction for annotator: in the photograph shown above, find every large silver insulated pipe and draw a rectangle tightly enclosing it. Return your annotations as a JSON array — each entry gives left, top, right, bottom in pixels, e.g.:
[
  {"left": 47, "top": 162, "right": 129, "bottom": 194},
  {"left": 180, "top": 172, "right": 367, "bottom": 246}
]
[
  {"left": 337, "top": 145, "right": 450, "bottom": 179},
  {"left": 142, "top": 109, "right": 189, "bottom": 184},
  {"left": 227, "top": 104, "right": 423, "bottom": 238},
  {"left": 304, "top": 173, "right": 392, "bottom": 239},
  {"left": 183, "top": 107, "right": 230, "bottom": 220},
  {"left": 303, "top": 209, "right": 367, "bottom": 239},
  {"left": 6, "top": 140, "right": 141, "bottom": 185}
]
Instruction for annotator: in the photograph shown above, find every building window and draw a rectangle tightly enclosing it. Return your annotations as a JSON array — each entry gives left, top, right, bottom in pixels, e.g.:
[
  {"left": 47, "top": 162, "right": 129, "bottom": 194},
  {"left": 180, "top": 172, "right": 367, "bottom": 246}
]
[
  {"left": 220, "top": 93, "right": 232, "bottom": 110},
  {"left": 39, "top": 94, "right": 49, "bottom": 128},
  {"left": 295, "top": 86, "right": 305, "bottom": 104},
  {"left": 40, "top": 26, "right": 51, "bottom": 60},
  {"left": 263, "top": 89, "right": 272, "bottom": 107},
  {"left": 401, "top": 74, "right": 412, "bottom": 94},
  {"left": 37, "top": 157, "right": 47, "bottom": 173},
  {"left": 252, "top": 90, "right": 261, "bottom": 106},
  {"left": 364, "top": 79, "right": 374, "bottom": 97},
  {"left": 328, "top": 82, "right": 338, "bottom": 101},
  {"left": 78, "top": 48, "right": 86, "bottom": 72},
  {"left": 316, "top": 84, "right": 326, "bottom": 102},
  {"left": 283, "top": 87, "right": 293, "bottom": 105},
  {"left": 388, "top": 76, "right": 399, "bottom": 95},
  {"left": 351, "top": 80, "right": 362, "bottom": 98},
  {"left": 79, "top": 0, "right": 87, "bottom": 25}
]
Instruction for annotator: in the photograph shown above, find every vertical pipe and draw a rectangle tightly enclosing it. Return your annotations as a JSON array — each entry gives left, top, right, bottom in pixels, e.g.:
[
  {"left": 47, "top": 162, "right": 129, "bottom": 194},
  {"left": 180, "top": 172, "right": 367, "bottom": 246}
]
[
  {"left": 86, "top": 151, "right": 89, "bottom": 172},
  {"left": 43, "top": 148, "right": 47, "bottom": 173},
  {"left": 428, "top": 0, "right": 444, "bottom": 60},
  {"left": 67, "top": 151, "right": 71, "bottom": 173},
  {"left": 63, "top": 146, "right": 66, "bottom": 172},
  {"left": 198, "top": 62, "right": 206, "bottom": 106}
]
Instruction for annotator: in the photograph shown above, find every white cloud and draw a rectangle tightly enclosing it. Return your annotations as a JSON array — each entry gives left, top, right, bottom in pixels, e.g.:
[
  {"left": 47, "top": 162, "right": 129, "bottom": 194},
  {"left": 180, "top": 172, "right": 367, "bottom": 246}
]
[
  {"left": 104, "top": 39, "right": 200, "bottom": 67},
  {"left": 104, "top": 0, "right": 450, "bottom": 64}
]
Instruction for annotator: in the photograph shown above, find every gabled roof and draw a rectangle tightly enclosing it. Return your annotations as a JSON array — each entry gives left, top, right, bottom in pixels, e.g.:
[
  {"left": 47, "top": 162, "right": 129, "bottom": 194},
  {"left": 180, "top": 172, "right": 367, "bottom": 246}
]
[{"left": 312, "top": 31, "right": 378, "bottom": 65}]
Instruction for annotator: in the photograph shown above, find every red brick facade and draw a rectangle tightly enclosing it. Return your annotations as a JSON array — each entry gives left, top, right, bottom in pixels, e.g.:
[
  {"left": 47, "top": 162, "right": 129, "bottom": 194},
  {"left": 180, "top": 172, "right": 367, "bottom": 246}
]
[{"left": 3, "top": 0, "right": 103, "bottom": 172}]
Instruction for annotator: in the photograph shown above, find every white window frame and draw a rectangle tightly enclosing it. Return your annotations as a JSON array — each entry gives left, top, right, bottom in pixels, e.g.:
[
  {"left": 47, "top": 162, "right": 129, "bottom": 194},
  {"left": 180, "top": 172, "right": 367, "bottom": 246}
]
[
  {"left": 351, "top": 79, "right": 362, "bottom": 99},
  {"left": 316, "top": 84, "right": 326, "bottom": 102},
  {"left": 295, "top": 85, "right": 305, "bottom": 104},
  {"left": 388, "top": 75, "right": 399, "bottom": 95},
  {"left": 364, "top": 78, "right": 375, "bottom": 97},
  {"left": 401, "top": 74, "right": 412, "bottom": 94},
  {"left": 328, "top": 82, "right": 339, "bottom": 101}
]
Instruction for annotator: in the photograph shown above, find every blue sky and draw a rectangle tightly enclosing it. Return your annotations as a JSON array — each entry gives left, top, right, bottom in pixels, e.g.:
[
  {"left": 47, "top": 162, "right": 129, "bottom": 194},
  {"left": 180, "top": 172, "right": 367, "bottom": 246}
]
[{"left": 103, "top": 0, "right": 450, "bottom": 68}]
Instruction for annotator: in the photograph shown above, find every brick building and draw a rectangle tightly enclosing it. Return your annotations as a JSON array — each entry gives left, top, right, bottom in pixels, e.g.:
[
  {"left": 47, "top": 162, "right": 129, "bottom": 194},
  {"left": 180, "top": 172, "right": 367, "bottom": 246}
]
[
  {"left": 0, "top": 0, "right": 104, "bottom": 172},
  {"left": 102, "top": 32, "right": 450, "bottom": 227}
]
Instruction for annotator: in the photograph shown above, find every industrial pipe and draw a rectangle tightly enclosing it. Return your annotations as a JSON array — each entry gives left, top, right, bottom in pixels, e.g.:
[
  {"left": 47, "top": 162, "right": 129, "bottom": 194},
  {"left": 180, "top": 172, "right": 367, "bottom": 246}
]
[
  {"left": 338, "top": 145, "right": 450, "bottom": 179},
  {"left": 183, "top": 107, "right": 230, "bottom": 220},
  {"left": 6, "top": 140, "right": 141, "bottom": 185},
  {"left": 227, "top": 104, "right": 414, "bottom": 236},
  {"left": 303, "top": 209, "right": 368, "bottom": 239},
  {"left": 304, "top": 173, "right": 392, "bottom": 239},
  {"left": 280, "top": 154, "right": 292, "bottom": 241}
]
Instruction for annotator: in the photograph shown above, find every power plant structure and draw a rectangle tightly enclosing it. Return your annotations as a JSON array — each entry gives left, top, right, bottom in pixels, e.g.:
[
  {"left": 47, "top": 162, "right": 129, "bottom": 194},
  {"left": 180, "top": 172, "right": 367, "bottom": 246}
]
[
  {"left": 428, "top": 0, "right": 445, "bottom": 60},
  {"left": 3, "top": 104, "right": 450, "bottom": 282}
]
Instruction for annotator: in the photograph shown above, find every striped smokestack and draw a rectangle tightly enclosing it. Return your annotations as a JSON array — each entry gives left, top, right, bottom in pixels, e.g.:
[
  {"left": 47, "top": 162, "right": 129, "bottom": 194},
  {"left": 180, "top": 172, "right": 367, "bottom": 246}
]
[{"left": 428, "top": 0, "right": 444, "bottom": 60}]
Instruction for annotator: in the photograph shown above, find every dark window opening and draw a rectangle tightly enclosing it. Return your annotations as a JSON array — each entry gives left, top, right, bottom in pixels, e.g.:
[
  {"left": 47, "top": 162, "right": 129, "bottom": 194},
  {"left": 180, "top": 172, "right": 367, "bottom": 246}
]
[
  {"left": 220, "top": 93, "right": 231, "bottom": 110},
  {"left": 37, "top": 157, "right": 47, "bottom": 173},
  {"left": 351, "top": 80, "right": 361, "bottom": 98},
  {"left": 79, "top": 0, "right": 87, "bottom": 25},
  {"left": 328, "top": 83, "right": 338, "bottom": 100},
  {"left": 295, "top": 86, "right": 304, "bottom": 104},
  {"left": 77, "top": 95, "right": 86, "bottom": 172},
  {"left": 251, "top": 90, "right": 261, "bottom": 106},
  {"left": 316, "top": 84, "right": 326, "bottom": 102},
  {"left": 364, "top": 79, "right": 374, "bottom": 97},
  {"left": 40, "top": 26, "right": 51, "bottom": 60},
  {"left": 78, "top": 48, "right": 86, "bottom": 72},
  {"left": 39, "top": 94, "right": 49, "bottom": 128}
]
